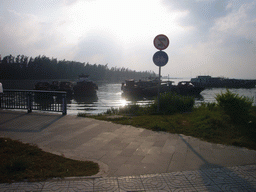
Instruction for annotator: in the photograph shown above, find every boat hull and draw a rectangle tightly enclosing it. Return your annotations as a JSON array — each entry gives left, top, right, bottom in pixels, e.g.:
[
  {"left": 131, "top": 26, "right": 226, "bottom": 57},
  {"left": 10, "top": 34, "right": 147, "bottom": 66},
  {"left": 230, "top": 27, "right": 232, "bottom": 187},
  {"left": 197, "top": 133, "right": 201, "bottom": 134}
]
[
  {"left": 191, "top": 76, "right": 256, "bottom": 88},
  {"left": 122, "top": 81, "right": 204, "bottom": 98},
  {"left": 73, "top": 83, "right": 97, "bottom": 97}
]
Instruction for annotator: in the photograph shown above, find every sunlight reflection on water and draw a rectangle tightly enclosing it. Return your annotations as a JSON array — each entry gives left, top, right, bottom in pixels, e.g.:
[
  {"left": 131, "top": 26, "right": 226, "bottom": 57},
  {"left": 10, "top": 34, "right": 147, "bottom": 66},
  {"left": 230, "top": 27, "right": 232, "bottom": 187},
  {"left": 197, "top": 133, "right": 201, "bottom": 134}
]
[
  {"left": 1, "top": 79, "right": 255, "bottom": 115},
  {"left": 67, "top": 80, "right": 256, "bottom": 115}
]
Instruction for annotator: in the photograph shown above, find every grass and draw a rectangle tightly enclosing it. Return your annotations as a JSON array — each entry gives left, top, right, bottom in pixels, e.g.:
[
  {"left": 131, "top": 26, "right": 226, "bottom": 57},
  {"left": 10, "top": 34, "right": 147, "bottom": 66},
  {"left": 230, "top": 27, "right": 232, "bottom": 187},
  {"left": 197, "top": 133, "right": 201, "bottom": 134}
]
[
  {"left": 0, "top": 138, "right": 99, "bottom": 183},
  {"left": 89, "top": 90, "right": 255, "bottom": 150},
  {"left": 83, "top": 105, "right": 256, "bottom": 150}
]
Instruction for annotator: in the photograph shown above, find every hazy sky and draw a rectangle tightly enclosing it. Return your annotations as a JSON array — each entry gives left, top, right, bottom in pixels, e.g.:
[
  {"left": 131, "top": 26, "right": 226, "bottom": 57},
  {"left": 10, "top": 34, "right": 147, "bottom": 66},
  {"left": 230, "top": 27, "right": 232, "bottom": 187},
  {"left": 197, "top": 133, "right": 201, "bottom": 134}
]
[{"left": 0, "top": 0, "right": 255, "bottom": 78}]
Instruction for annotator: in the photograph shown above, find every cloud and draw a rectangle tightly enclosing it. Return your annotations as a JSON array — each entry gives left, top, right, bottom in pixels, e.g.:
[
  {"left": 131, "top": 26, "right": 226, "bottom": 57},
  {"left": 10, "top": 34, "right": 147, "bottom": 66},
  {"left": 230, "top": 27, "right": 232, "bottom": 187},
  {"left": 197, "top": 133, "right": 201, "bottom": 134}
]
[
  {"left": 208, "top": 1, "right": 256, "bottom": 63},
  {"left": 0, "top": 9, "right": 40, "bottom": 54},
  {"left": 74, "top": 31, "right": 124, "bottom": 66},
  {"left": 158, "top": 0, "right": 256, "bottom": 78},
  {"left": 163, "top": 0, "right": 230, "bottom": 30},
  {"left": 0, "top": 0, "right": 255, "bottom": 79},
  {"left": 1, "top": 9, "right": 56, "bottom": 55},
  {"left": 208, "top": 1, "right": 256, "bottom": 78},
  {"left": 211, "top": 1, "right": 256, "bottom": 40},
  {"left": 63, "top": 0, "right": 79, "bottom": 6},
  {"left": 0, "top": 7, "right": 77, "bottom": 60}
]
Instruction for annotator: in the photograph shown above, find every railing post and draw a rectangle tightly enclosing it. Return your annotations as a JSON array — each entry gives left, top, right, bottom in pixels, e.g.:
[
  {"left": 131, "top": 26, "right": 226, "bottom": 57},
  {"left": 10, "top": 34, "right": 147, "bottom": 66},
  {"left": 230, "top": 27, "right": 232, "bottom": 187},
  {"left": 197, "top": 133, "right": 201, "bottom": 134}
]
[
  {"left": 62, "top": 93, "right": 67, "bottom": 115},
  {"left": 0, "top": 83, "right": 2, "bottom": 108},
  {"left": 0, "top": 94, "right": 2, "bottom": 108},
  {"left": 27, "top": 92, "right": 32, "bottom": 113}
]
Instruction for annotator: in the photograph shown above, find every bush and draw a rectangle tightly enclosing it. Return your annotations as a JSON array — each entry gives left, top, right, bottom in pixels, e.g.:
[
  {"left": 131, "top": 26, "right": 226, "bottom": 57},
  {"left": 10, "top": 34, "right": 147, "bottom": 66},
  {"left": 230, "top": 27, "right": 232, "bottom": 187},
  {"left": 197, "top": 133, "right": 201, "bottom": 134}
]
[
  {"left": 192, "top": 104, "right": 230, "bottom": 137},
  {"left": 106, "top": 107, "right": 119, "bottom": 115},
  {"left": 215, "top": 89, "right": 253, "bottom": 124},
  {"left": 119, "top": 104, "right": 151, "bottom": 115},
  {"left": 196, "top": 102, "right": 217, "bottom": 111},
  {"left": 151, "top": 92, "right": 195, "bottom": 115}
]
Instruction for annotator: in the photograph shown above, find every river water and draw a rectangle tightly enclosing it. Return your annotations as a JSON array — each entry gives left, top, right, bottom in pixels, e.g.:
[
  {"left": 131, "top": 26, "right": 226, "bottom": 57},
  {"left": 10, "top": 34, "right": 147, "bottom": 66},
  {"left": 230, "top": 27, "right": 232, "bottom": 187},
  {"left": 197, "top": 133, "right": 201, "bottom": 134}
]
[
  {"left": 1, "top": 79, "right": 256, "bottom": 115},
  {"left": 67, "top": 78, "right": 256, "bottom": 115}
]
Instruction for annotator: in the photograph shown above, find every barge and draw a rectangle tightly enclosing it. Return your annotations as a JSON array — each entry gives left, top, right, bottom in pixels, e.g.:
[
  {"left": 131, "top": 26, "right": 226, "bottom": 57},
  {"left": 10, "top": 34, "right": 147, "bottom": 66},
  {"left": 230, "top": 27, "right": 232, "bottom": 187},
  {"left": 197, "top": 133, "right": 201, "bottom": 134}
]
[{"left": 191, "top": 76, "right": 256, "bottom": 88}]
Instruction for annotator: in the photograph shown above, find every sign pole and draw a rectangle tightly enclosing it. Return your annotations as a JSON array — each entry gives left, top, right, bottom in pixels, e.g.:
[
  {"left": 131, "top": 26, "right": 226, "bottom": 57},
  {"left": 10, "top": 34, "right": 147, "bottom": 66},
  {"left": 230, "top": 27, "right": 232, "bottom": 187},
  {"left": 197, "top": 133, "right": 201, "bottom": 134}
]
[
  {"left": 153, "top": 34, "right": 169, "bottom": 114},
  {"left": 157, "top": 66, "right": 161, "bottom": 113}
]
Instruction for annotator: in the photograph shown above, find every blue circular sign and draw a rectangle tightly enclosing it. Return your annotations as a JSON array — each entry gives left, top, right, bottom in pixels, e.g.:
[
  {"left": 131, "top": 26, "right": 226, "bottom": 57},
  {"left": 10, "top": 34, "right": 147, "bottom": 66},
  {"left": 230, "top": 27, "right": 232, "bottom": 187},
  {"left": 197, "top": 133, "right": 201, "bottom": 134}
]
[{"left": 153, "top": 51, "right": 168, "bottom": 67}]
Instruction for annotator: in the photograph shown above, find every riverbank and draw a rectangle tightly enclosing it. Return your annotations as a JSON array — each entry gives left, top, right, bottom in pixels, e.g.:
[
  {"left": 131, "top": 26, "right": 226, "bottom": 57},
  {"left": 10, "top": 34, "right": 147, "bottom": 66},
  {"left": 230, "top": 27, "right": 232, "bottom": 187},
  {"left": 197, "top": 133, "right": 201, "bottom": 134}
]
[
  {"left": 82, "top": 105, "right": 256, "bottom": 150},
  {"left": 1, "top": 80, "right": 256, "bottom": 116}
]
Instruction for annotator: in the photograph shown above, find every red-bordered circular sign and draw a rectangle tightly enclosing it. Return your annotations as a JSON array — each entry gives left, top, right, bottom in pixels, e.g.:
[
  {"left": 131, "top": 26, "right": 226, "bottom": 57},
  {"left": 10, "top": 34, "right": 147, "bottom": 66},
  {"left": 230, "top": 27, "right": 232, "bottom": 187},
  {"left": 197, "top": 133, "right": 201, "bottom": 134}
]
[{"left": 153, "top": 34, "right": 169, "bottom": 50}]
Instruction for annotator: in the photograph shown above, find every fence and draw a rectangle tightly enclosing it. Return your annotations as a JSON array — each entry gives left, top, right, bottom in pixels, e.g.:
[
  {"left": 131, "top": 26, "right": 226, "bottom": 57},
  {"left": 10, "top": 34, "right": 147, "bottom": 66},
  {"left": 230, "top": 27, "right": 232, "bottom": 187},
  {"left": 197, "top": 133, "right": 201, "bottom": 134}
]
[{"left": 0, "top": 89, "right": 67, "bottom": 115}]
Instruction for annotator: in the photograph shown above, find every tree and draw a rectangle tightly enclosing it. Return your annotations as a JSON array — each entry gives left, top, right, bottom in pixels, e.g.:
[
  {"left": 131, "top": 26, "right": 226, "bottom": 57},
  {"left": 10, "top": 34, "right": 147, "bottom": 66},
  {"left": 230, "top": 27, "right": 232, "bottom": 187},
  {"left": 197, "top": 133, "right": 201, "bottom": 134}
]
[{"left": 0, "top": 54, "right": 157, "bottom": 81}]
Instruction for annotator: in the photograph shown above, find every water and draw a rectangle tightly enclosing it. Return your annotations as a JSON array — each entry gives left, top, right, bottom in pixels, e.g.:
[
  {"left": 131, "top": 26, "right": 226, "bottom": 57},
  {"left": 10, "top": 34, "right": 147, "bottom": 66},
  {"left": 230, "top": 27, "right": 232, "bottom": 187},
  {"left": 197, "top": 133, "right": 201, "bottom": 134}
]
[
  {"left": 1, "top": 79, "right": 256, "bottom": 115},
  {"left": 67, "top": 83, "right": 154, "bottom": 115},
  {"left": 67, "top": 79, "right": 256, "bottom": 115}
]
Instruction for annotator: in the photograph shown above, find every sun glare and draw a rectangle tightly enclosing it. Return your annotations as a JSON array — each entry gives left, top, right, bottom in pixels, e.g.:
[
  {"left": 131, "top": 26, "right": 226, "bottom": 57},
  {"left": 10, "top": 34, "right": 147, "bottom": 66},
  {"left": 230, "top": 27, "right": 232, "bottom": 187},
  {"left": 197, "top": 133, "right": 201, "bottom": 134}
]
[
  {"left": 120, "top": 99, "right": 127, "bottom": 107},
  {"left": 60, "top": 0, "right": 188, "bottom": 47}
]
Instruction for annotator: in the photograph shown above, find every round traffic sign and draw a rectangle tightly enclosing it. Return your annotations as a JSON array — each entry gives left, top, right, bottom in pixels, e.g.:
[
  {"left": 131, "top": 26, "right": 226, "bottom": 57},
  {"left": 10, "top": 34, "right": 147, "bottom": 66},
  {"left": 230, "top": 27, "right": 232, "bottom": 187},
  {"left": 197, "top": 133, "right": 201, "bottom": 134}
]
[
  {"left": 153, "top": 51, "right": 168, "bottom": 67},
  {"left": 153, "top": 34, "right": 169, "bottom": 50}
]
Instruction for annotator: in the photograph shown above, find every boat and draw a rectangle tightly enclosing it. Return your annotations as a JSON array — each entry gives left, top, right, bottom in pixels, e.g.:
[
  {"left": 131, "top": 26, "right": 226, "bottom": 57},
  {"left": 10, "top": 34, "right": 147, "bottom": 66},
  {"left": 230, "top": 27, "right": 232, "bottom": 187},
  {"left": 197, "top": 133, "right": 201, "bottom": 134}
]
[
  {"left": 191, "top": 76, "right": 256, "bottom": 88},
  {"left": 50, "top": 81, "right": 61, "bottom": 91},
  {"left": 34, "top": 82, "right": 54, "bottom": 101},
  {"left": 73, "top": 74, "right": 98, "bottom": 97},
  {"left": 35, "top": 81, "right": 73, "bottom": 96},
  {"left": 34, "top": 82, "right": 51, "bottom": 91},
  {"left": 34, "top": 81, "right": 74, "bottom": 103},
  {"left": 172, "top": 81, "right": 205, "bottom": 95},
  {"left": 34, "top": 75, "right": 98, "bottom": 98},
  {"left": 121, "top": 78, "right": 204, "bottom": 98},
  {"left": 58, "top": 81, "right": 74, "bottom": 98}
]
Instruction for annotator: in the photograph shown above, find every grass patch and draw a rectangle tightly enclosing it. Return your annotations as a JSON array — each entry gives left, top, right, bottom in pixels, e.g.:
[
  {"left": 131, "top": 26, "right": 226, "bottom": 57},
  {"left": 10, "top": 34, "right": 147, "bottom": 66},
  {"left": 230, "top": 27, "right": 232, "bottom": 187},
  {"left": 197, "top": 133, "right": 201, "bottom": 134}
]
[
  {"left": 92, "top": 107, "right": 256, "bottom": 150},
  {"left": 152, "top": 92, "right": 195, "bottom": 114},
  {"left": 80, "top": 90, "right": 256, "bottom": 149},
  {"left": 216, "top": 89, "right": 254, "bottom": 124},
  {"left": 0, "top": 138, "right": 99, "bottom": 183},
  {"left": 87, "top": 98, "right": 256, "bottom": 150}
]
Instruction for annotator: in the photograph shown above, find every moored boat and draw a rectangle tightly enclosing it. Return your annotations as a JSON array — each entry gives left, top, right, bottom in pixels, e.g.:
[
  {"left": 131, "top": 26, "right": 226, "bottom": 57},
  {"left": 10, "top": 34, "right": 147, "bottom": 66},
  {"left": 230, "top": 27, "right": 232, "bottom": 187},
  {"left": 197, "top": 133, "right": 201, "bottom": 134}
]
[
  {"left": 34, "top": 80, "right": 74, "bottom": 102},
  {"left": 35, "top": 81, "right": 73, "bottom": 94},
  {"left": 191, "top": 76, "right": 256, "bottom": 88},
  {"left": 34, "top": 82, "right": 51, "bottom": 91},
  {"left": 58, "top": 81, "right": 74, "bottom": 98},
  {"left": 73, "top": 74, "right": 98, "bottom": 97},
  {"left": 34, "top": 82, "right": 54, "bottom": 101},
  {"left": 121, "top": 79, "right": 204, "bottom": 98},
  {"left": 172, "top": 81, "right": 205, "bottom": 95}
]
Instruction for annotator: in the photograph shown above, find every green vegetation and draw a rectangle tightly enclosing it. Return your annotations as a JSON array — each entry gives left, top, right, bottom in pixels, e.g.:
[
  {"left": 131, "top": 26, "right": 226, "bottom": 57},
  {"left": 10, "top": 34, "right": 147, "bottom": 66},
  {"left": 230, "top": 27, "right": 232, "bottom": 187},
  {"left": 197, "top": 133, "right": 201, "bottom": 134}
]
[
  {"left": 81, "top": 92, "right": 194, "bottom": 116},
  {"left": 215, "top": 89, "right": 253, "bottom": 124},
  {"left": 152, "top": 92, "right": 195, "bottom": 114},
  {"left": 81, "top": 90, "right": 256, "bottom": 150},
  {"left": 0, "top": 138, "right": 99, "bottom": 183},
  {"left": 0, "top": 54, "right": 156, "bottom": 81}
]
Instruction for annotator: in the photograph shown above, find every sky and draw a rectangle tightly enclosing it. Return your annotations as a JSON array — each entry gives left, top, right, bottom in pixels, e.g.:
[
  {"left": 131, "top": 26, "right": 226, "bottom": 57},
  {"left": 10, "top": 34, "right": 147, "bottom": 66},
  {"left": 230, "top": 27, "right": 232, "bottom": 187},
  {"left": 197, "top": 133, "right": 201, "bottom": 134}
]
[{"left": 0, "top": 0, "right": 255, "bottom": 79}]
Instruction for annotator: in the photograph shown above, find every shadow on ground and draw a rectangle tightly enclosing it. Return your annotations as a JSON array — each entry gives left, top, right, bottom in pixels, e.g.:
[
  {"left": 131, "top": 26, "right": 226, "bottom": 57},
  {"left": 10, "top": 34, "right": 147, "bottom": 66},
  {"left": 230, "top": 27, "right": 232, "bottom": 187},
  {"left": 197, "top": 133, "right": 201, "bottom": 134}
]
[
  {"left": 0, "top": 110, "right": 64, "bottom": 132},
  {"left": 178, "top": 134, "right": 256, "bottom": 191}
]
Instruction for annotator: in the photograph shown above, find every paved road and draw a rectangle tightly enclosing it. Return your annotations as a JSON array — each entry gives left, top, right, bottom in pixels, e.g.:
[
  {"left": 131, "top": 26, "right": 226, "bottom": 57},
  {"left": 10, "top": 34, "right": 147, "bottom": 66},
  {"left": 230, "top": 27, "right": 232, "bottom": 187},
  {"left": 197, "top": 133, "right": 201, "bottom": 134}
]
[{"left": 0, "top": 110, "right": 256, "bottom": 191}]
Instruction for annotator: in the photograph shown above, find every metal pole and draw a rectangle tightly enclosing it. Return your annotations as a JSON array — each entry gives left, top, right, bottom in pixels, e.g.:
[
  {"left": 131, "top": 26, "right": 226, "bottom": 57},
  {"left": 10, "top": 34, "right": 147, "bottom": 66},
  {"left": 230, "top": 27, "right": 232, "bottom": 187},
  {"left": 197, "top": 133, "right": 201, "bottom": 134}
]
[
  {"left": 62, "top": 93, "right": 67, "bottom": 115},
  {"left": 27, "top": 92, "right": 32, "bottom": 113},
  {"left": 157, "top": 66, "right": 161, "bottom": 113}
]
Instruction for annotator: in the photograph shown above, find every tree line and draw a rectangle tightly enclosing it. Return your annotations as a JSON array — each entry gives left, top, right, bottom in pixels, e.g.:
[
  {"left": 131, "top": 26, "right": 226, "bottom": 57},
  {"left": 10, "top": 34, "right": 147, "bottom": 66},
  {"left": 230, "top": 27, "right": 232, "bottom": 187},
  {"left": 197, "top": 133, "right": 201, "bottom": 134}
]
[{"left": 0, "top": 54, "right": 156, "bottom": 82}]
